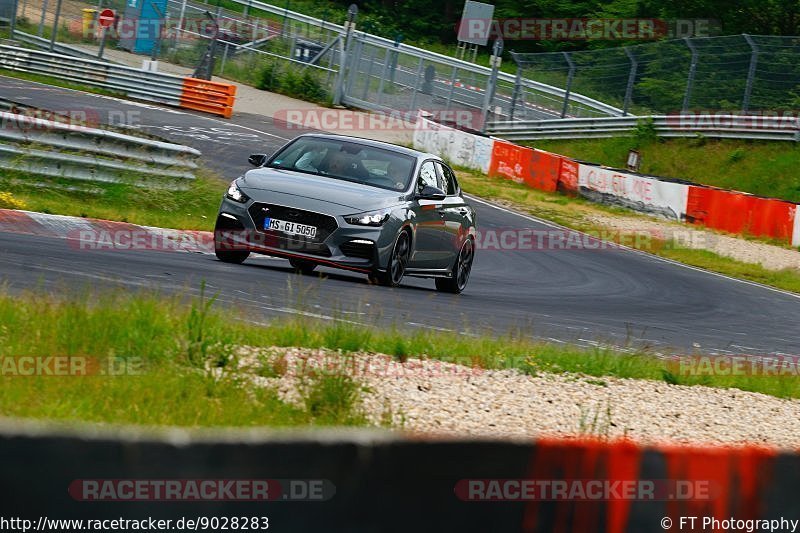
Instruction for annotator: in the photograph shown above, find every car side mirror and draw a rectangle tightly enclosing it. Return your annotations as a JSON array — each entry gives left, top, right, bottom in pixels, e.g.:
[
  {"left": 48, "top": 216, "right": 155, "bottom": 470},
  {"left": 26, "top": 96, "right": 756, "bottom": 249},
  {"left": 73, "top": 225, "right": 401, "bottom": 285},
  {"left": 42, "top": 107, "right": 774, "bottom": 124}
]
[
  {"left": 248, "top": 154, "right": 268, "bottom": 167},
  {"left": 417, "top": 185, "right": 446, "bottom": 200}
]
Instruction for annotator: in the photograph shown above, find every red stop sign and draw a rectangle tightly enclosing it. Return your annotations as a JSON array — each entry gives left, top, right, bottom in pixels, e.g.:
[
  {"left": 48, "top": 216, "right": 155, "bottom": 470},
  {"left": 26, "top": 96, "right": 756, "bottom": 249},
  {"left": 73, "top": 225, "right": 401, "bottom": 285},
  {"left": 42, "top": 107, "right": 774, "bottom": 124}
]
[{"left": 98, "top": 8, "right": 115, "bottom": 28}]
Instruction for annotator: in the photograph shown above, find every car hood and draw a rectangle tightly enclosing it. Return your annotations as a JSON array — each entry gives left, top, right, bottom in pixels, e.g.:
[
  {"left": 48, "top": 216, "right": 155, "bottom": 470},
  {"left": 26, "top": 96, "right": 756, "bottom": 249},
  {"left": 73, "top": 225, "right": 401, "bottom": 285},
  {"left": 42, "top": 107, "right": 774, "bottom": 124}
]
[{"left": 239, "top": 168, "right": 406, "bottom": 214}]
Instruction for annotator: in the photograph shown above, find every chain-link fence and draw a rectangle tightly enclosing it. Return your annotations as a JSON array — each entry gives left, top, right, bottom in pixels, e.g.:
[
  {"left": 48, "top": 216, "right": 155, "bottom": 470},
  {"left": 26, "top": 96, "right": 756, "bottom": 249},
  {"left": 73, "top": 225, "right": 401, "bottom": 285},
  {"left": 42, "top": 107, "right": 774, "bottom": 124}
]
[{"left": 513, "top": 34, "right": 800, "bottom": 116}]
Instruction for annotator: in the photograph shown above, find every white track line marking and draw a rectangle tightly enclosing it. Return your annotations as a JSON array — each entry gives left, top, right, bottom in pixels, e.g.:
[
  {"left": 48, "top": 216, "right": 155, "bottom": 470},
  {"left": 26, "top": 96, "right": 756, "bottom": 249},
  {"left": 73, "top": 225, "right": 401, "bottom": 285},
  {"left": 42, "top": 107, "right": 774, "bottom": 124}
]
[{"left": 466, "top": 194, "right": 800, "bottom": 302}]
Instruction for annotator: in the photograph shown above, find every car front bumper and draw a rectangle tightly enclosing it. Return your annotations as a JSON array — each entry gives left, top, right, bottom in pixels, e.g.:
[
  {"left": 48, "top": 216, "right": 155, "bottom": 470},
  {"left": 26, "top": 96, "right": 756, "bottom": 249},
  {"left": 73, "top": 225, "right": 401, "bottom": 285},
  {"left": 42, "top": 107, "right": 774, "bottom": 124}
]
[{"left": 216, "top": 196, "right": 397, "bottom": 274}]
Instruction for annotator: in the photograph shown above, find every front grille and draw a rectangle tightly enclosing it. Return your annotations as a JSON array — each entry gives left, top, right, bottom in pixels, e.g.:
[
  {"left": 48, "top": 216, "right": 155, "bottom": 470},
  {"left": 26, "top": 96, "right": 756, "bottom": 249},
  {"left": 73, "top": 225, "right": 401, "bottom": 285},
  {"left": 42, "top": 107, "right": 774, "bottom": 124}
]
[
  {"left": 248, "top": 202, "right": 338, "bottom": 257},
  {"left": 340, "top": 240, "right": 375, "bottom": 260}
]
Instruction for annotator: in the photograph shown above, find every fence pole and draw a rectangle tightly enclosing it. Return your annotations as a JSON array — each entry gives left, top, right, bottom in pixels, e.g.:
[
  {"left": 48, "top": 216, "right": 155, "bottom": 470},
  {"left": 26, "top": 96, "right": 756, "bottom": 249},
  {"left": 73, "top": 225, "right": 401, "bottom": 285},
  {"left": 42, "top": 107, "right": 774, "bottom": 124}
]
[
  {"left": 36, "top": 0, "right": 48, "bottom": 37},
  {"left": 480, "top": 38, "right": 503, "bottom": 133},
  {"left": 375, "top": 47, "right": 391, "bottom": 105},
  {"left": 408, "top": 56, "right": 424, "bottom": 114},
  {"left": 623, "top": 47, "right": 637, "bottom": 116},
  {"left": 742, "top": 34, "right": 758, "bottom": 113},
  {"left": 361, "top": 46, "right": 375, "bottom": 100},
  {"left": 560, "top": 51, "right": 575, "bottom": 119},
  {"left": 508, "top": 54, "right": 522, "bottom": 121},
  {"left": 47, "top": 0, "right": 62, "bottom": 51},
  {"left": 444, "top": 65, "right": 457, "bottom": 112},
  {"left": 333, "top": 4, "right": 357, "bottom": 106},
  {"left": 682, "top": 37, "right": 698, "bottom": 113}
]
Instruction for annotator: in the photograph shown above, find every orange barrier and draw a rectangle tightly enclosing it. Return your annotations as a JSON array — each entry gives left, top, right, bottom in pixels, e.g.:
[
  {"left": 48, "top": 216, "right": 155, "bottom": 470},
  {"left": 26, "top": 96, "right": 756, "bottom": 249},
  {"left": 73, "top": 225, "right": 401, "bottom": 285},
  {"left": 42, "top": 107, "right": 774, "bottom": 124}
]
[
  {"left": 179, "top": 77, "right": 237, "bottom": 118},
  {"left": 686, "top": 186, "right": 796, "bottom": 242},
  {"left": 488, "top": 140, "right": 534, "bottom": 185},
  {"left": 488, "top": 142, "right": 564, "bottom": 192},
  {"left": 529, "top": 149, "right": 561, "bottom": 192}
]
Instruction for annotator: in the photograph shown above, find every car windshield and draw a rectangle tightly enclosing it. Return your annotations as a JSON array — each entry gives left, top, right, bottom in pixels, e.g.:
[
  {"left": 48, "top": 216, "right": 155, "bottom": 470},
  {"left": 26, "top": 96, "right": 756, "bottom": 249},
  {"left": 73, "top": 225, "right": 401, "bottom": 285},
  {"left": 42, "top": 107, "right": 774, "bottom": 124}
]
[{"left": 266, "top": 137, "right": 416, "bottom": 192}]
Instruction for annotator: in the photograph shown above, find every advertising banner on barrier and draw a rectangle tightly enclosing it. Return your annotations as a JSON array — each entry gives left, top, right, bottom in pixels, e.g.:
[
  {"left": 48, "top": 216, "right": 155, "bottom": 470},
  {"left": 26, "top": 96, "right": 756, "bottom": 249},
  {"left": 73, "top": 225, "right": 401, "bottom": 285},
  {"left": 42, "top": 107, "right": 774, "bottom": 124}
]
[
  {"left": 578, "top": 164, "right": 689, "bottom": 221},
  {"left": 686, "top": 186, "right": 796, "bottom": 243},
  {"left": 413, "top": 113, "right": 495, "bottom": 173},
  {"left": 488, "top": 140, "right": 534, "bottom": 185},
  {"left": 558, "top": 158, "right": 579, "bottom": 193}
]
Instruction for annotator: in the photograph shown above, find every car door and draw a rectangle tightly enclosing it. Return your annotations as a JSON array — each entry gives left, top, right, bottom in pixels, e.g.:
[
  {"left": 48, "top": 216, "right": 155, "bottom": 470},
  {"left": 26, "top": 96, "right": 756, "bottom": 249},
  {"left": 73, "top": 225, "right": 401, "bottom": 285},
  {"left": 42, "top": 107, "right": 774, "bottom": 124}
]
[
  {"left": 409, "top": 160, "right": 449, "bottom": 269},
  {"left": 434, "top": 162, "right": 473, "bottom": 267}
]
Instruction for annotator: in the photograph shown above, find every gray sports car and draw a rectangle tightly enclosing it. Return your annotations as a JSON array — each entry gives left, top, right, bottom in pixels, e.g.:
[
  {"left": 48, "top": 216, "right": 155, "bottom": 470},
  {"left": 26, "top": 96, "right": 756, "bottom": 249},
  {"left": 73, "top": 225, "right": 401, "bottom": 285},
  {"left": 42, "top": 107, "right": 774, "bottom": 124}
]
[{"left": 214, "top": 134, "right": 476, "bottom": 293}]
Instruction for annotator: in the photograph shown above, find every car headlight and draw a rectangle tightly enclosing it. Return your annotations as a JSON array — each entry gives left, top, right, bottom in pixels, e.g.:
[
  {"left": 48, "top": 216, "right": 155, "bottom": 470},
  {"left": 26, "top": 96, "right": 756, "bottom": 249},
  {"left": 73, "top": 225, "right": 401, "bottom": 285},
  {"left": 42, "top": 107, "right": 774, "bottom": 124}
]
[
  {"left": 226, "top": 180, "right": 250, "bottom": 203},
  {"left": 345, "top": 209, "right": 391, "bottom": 226}
]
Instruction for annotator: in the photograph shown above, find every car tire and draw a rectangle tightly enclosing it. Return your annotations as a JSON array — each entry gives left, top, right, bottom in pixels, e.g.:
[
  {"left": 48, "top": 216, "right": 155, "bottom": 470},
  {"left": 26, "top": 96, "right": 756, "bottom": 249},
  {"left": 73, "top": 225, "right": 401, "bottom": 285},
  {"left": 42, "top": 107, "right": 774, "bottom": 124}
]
[
  {"left": 214, "top": 232, "right": 250, "bottom": 264},
  {"left": 369, "top": 230, "right": 410, "bottom": 287},
  {"left": 289, "top": 258, "right": 317, "bottom": 275},
  {"left": 436, "top": 238, "right": 474, "bottom": 294}
]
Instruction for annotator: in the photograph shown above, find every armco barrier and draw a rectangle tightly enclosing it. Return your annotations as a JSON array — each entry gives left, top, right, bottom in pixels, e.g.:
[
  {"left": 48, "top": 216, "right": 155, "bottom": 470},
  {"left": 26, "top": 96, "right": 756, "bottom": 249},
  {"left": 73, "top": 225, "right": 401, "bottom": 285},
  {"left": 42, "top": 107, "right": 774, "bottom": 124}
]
[
  {"left": 0, "top": 110, "right": 200, "bottom": 184},
  {"left": 1, "top": 422, "right": 795, "bottom": 533},
  {"left": 0, "top": 45, "right": 237, "bottom": 118},
  {"left": 686, "top": 186, "right": 797, "bottom": 243}
]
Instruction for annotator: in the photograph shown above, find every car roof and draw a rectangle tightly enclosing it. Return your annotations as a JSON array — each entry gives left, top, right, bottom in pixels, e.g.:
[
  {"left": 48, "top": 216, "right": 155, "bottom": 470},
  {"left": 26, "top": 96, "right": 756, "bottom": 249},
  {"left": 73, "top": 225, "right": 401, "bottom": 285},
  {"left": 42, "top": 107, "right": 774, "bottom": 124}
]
[{"left": 294, "top": 133, "right": 441, "bottom": 161}]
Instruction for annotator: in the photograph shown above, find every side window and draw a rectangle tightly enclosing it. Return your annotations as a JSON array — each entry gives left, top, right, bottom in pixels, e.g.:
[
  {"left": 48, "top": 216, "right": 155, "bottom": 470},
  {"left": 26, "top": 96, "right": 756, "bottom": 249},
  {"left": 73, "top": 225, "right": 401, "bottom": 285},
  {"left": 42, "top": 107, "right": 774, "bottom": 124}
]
[
  {"left": 434, "top": 162, "right": 458, "bottom": 195},
  {"left": 418, "top": 161, "right": 438, "bottom": 191}
]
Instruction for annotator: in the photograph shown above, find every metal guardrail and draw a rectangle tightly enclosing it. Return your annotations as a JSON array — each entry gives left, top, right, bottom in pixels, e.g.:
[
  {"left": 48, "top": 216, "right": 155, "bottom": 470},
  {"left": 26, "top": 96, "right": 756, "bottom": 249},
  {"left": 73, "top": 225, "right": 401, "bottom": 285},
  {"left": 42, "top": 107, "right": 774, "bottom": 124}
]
[
  {"left": 11, "top": 30, "right": 108, "bottom": 62},
  {"left": 0, "top": 44, "right": 186, "bottom": 106},
  {"left": 0, "top": 110, "right": 201, "bottom": 185},
  {"left": 201, "top": 0, "right": 623, "bottom": 118},
  {"left": 487, "top": 115, "right": 800, "bottom": 142}
]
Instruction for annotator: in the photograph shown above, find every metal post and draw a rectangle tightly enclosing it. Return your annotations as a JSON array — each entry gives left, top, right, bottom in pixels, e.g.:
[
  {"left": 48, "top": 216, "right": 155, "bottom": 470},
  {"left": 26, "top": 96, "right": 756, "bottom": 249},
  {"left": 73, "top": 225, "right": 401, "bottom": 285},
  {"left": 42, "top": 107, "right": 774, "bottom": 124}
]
[
  {"left": 36, "top": 0, "right": 48, "bottom": 37},
  {"left": 682, "top": 37, "right": 698, "bottom": 113},
  {"left": 742, "top": 34, "right": 758, "bottom": 113},
  {"left": 560, "top": 51, "right": 575, "bottom": 119},
  {"left": 219, "top": 41, "right": 228, "bottom": 74},
  {"left": 623, "top": 47, "right": 638, "bottom": 116},
  {"left": 480, "top": 38, "right": 503, "bottom": 133},
  {"left": 444, "top": 65, "right": 457, "bottom": 112},
  {"left": 361, "top": 46, "right": 374, "bottom": 100},
  {"left": 47, "top": 0, "right": 62, "bottom": 51},
  {"left": 408, "top": 56, "right": 424, "bottom": 113},
  {"left": 333, "top": 4, "right": 357, "bottom": 106},
  {"left": 375, "top": 47, "right": 391, "bottom": 104},
  {"left": 176, "top": 0, "right": 187, "bottom": 47},
  {"left": 97, "top": 26, "right": 108, "bottom": 59},
  {"left": 9, "top": 0, "right": 17, "bottom": 38},
  {"left": 508, "top": 54, "right": 522, "bottom": 121}
]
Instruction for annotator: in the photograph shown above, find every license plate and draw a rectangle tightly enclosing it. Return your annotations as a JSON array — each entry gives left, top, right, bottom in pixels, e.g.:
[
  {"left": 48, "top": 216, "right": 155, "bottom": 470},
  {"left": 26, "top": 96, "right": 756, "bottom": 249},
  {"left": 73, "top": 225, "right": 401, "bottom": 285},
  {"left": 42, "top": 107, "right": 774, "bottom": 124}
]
[{"left": 264, "top": 217, "right": 317, "bottom": 238}]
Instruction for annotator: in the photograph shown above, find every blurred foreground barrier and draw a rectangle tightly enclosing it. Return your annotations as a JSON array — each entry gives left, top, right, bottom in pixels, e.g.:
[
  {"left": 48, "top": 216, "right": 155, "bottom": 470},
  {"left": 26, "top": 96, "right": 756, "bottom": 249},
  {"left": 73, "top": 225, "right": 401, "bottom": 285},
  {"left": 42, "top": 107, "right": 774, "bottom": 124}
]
[
  {"left": 0, "top": 422, "right": 791, "bottom": 533},
  {"left": 0, "top": 110, "right": 200, "bottom": 184},
  {"left": 0, "top": 45, "right": 236, "bottom": 118}
]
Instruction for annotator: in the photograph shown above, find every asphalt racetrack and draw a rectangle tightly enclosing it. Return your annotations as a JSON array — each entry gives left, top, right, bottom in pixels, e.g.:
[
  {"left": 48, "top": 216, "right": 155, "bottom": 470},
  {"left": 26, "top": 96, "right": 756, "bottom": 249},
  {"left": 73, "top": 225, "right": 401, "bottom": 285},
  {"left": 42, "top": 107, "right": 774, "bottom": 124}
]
[{"left": 1, "top": 75, "right": 798, "bottom": 356}]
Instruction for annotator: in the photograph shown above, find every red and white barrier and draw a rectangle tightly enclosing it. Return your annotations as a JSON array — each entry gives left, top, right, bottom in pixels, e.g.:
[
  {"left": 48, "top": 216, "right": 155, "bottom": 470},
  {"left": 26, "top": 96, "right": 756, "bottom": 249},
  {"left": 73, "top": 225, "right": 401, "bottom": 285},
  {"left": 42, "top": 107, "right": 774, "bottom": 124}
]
[
  {"left": 413, "top": 113, "right": 495, "bottom": 174},
  {"left": 0, "top": 210, "right": 214, "bottom": 254},
  {"left": 793, "top": 207, "right": 800, "bottom": 247},
  {"left": 578, "top": 164, "right": 690, "bottom": 222},
  {"left": 414, "top": 114, "right": 800, "bottom": 247}
]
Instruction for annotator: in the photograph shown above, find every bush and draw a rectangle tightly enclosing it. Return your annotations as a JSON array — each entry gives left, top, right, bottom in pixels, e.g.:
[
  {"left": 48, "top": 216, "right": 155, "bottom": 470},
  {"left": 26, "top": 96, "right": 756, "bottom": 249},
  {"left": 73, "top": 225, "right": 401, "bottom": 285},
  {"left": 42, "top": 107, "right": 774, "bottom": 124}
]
[{"left": 256, "top": 62, "right": 329, "bottom": 104}]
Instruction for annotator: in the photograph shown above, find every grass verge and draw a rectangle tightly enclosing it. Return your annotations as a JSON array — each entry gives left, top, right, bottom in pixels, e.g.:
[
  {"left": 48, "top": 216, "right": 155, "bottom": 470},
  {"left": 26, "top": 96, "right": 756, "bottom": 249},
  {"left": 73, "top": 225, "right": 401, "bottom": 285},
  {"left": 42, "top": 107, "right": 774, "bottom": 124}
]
[
  {"left": 457, "top": 171, "right": 800, "bottom": 294},
  {"left": 0, "top": 170, "right": 224, "bottom": 230},
  {"left": 1, "top": 287, "right": 799, "bottom": 431},
  {"left": 529, "top": 136, "right": 800, "bottom": 204}
]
